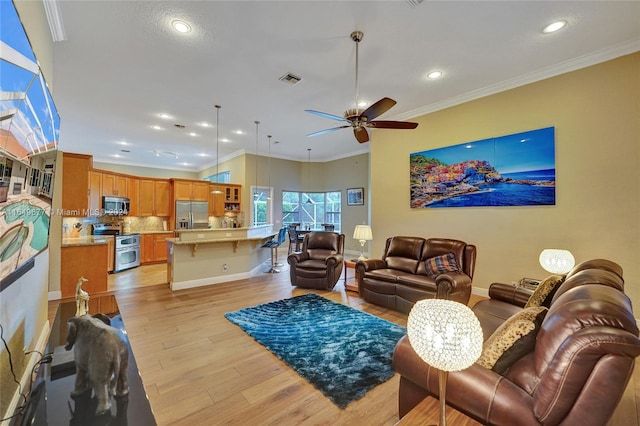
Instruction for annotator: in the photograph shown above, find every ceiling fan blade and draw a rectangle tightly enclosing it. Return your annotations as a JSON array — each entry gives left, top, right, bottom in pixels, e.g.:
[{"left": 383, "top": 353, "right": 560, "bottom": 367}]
[
  {"left": 354, "top": 127, "right": 369, "bottom": 143},
  {"left": 307, "top": 125, "right": 350, "bottom": 138},
  {"left": 305, "top": 109, "right": 349, "bottom": 122},
  {"left": 369, "top": 120, "right": 419, "bottom": 129},
  {"left": 360, "top": 97, "right": 397, "bottom": 122}
]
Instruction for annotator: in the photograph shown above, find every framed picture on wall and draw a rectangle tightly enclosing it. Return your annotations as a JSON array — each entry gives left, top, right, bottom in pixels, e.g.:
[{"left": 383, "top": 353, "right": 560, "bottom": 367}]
[{"left": 347, "top": 187, "right": 364, "bottom": 206}]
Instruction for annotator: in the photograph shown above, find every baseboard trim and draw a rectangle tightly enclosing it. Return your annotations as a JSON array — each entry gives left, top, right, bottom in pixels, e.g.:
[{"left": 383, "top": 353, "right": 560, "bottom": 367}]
[
  {"left": 48, "top": 291, "right": 61, "bottom": 301},
  {"left": 472, "top": 286, "right": 489, "bottom": 298},
  {"left": 170, "top": 264, "right": 267, "bottom": 291}
]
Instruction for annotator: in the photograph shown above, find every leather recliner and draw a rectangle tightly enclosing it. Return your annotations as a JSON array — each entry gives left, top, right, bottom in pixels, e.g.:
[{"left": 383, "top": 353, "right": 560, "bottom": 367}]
[
  {"left": 392, "top": 260, "right": 640, "bottom": 426},
  {"left": 287, "top": 231, "right": 345, "bottom": 290}
]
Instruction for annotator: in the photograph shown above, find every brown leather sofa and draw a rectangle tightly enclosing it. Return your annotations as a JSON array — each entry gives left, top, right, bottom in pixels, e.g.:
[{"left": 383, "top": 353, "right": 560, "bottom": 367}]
[
  {"left": 287, "top": 231, "right": 345, "bottom": 290},
  {"left": 392, "top": 260, "right": 640, "bottom": 425},
  {"left": 355, "top": 236, "right": 476, "bottom": 314}
]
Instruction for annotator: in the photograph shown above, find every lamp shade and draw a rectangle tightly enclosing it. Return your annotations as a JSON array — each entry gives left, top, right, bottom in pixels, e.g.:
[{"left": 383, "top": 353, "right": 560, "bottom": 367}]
[
  {"left": 407, "top": 299, "right": 483, "bottom": 372},
  {"left": 539, "top": 249, "right": 575, "bottom": 274},
  {"left": 353, "top": 225, "right": 372, "bottom": 241}
]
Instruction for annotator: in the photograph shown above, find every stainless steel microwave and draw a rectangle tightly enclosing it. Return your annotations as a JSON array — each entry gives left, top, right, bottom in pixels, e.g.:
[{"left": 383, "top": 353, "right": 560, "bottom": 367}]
[{"left": 103, "top": 196, "right": 130, "bottom": 215}]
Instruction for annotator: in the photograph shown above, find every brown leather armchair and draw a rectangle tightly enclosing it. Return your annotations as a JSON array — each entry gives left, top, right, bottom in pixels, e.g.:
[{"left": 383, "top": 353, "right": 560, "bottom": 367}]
[
  {"left": 393, "top": 260, "right": 640, "bottom": 425},
  {"left": 287, "top": 231, "right": 345, "bottom": 290}
]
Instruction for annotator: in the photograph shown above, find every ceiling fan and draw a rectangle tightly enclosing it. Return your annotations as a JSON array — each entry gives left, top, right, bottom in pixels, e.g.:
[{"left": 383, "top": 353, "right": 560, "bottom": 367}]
[{"left": 305, "top": 31, "right": 419, "bottom": 144}]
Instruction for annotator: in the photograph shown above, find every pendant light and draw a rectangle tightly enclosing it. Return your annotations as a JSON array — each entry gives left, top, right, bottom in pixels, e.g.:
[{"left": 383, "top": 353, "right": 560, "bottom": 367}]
[
  {"left": 253, "top": 120, "right": 260, "bottom": 201},
  {"left": 305, "top": 148, "right": 313, "bottom": 204},
  {"left": 211, "top": 105, "right": 223, "bottom": 194},
  {"left": 267, "top": 134, "right": 272, "bottom": 200}
]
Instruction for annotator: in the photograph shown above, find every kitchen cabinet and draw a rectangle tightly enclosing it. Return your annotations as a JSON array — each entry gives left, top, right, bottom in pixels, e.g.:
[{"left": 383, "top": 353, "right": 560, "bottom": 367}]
[
  {"left": 141, "top": 232, "right": 173, "bottom": 264},
  {"left": 61, "top": 244, "right": 108, "bottom": 297},
  {"left": 61, "top": 153, "right": 91, "bottom": 216},
  {"left": 138, "top": 179, "right": 171, "bottom": 216},
  {"left": 224, "top": 184, "right": 242, "bottom": 212},
  {"left": 88, "top": 170, "right": 102, "bottom": 215},
  {"left": 209, "top": 184, "right": 225, "bottom": 216},
  {"left": 173, "top": 179, "right": 210, "bottom": 201},
  {"left": 106, "top": 236, "right": 115, "bottom": 273},
  {"left": 102, "top": 172, "right": 128, "bottom": 197},
  {"left": 127, "top": 177, "right": 138, "bottom": 216}
]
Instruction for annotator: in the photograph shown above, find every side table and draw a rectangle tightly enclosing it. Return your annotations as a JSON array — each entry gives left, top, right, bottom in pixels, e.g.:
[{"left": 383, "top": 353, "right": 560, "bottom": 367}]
[
  {"left": 395, "top": 396, "right": 481, "bottom": 425},
  {"left": 344, "top": 259, "right": 359, "bottom": 293}
]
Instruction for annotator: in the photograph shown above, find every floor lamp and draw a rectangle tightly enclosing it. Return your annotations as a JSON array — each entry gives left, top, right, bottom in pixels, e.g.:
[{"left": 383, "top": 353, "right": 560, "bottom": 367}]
[{"left": 407, "top": 299, "right": 483, "bottom": 426}]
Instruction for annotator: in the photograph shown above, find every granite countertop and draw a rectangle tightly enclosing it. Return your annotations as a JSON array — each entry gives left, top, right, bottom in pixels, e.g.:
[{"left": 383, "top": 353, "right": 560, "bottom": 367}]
[
  {"left": 166, "top": 233, "right": 276, "bottom": 245},
  {"left": 130, "top": 230, "right": 175, "bottom": 235},
  {"left": 62, "top": 236, "right": 110, "bottom": 247}
]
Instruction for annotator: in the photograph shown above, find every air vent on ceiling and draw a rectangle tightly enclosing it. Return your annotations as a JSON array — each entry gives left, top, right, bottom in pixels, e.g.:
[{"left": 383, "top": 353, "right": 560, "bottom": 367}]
[
  {"left": 279, "top": 72, "right": 302, "bottom": 85},
  {"left": 406, "top": 0, "right": 424, "bottom": 6},
  {"left": 174, "top": 124, "right": 186, "bottom": 129}
]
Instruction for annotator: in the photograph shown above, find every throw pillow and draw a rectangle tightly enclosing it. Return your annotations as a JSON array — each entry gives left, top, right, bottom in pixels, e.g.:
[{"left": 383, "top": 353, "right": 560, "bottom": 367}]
[
  {"left": 524, "top": 274, "right": 565, "bottom": 308},
  {"left": 477, "top": 306, "right": 547, "bottom": 375},
  {"left": 425, "top": 252, "right": 460, "bottom": 278}
]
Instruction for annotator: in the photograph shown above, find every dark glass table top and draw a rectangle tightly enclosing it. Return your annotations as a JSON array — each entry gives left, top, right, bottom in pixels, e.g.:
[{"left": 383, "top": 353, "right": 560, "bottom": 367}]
[{"left": 19, "top": 295, "right": 156, "bottom": 426}]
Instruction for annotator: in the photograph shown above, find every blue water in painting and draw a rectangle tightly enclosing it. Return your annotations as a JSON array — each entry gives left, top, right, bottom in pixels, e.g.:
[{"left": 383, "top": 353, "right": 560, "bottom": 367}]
[{"left": 428, "top": 168, "right": 555, "bottom": 207}]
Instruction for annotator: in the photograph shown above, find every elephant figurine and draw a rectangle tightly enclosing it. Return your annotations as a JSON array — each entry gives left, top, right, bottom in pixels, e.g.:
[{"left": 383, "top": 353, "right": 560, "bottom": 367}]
[{"left": 65, "top": 315, "right": 129, "bottom": 415}]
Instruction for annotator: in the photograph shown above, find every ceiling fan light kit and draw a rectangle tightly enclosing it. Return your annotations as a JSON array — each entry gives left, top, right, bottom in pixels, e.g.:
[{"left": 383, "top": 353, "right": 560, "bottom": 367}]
[{"left": 305, "top": 30, "right": 418, "bottom": 143}]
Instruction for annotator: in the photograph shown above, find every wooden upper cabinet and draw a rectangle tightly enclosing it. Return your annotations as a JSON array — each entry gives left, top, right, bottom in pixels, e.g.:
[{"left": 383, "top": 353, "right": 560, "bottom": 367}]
[
  {"left": 154, "top": 180, "right": 171, "bottom": 217},
  {"left": 88, "top": 170, "right": 102, "bottom": 215},
  {"left": 191, "top": 181, "right": 210, "bottom": 201},
  {"left": 137, "top": 179, "right": 155, "bottom": 216},
  {"left": 62, "top": 153, "right": 91, "bottom": 216},
  {"left": 209, "top": 184, "right": 225, "bottom": 216},
  {"left": 127, "top": 177, "right": 139, "bottom": 216},
  {"left": 173, "top": 179, "right": 210, "bottom": 201},
  {"left": 102, "top": 172, "right": 128, "bottom": 197}
]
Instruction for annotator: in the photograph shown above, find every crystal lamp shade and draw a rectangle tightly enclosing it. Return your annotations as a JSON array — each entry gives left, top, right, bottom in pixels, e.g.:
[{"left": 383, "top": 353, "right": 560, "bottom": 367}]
[
  {"left": 407, "top": 299, "right": 483, "bottom": 372},
  {"left": 539, "top": 249, "right": 575, "bottom": 274}
]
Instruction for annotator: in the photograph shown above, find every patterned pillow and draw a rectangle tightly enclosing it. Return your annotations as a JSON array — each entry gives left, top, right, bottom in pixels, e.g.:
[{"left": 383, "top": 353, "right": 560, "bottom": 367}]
[
  {"left": 524, "top": 274, "right": 565, "bottom": 308},
  {"left": 425, "top": 252, "right": 460, "bottom": 278},
  {"left": 477, "top": 306, "right": 547, "bottom": 375}
]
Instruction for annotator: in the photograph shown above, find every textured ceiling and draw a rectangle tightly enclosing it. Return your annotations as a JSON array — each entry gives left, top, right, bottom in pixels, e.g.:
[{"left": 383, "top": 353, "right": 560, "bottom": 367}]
[{"left": 50, "top": 1, "right": 640, "bottom": 171}]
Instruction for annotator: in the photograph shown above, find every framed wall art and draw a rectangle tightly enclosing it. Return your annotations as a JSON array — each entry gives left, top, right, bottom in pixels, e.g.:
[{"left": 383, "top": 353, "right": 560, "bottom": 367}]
[
  {"left": 410, "top": 127, "right": 555, "bottom": 208},
  {"left": 347, "top": 187, "right": 364, "bottom": 206}
]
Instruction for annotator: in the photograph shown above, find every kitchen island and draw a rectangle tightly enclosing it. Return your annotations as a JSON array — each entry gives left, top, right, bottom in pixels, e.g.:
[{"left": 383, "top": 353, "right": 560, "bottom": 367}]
[{"left": 166, "top": 225, "right": 276, "bottom": 291}]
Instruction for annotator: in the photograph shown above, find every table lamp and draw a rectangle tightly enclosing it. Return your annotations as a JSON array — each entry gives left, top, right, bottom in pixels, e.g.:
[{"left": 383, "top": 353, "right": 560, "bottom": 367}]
[
  {"left": 407, "top": 299, "right": 483, "bottom": 426},
  {"left": 539, "top": 249, "right": 575, "bottom": 274},
  {"left": 353, "top": 225, "right": 372, "bottom": 261}
]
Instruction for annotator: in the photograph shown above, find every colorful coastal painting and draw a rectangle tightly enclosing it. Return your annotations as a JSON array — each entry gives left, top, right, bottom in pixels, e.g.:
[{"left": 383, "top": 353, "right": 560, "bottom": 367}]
[
  {"left": 0, "top": 1, "right": 59, "bottom": 288},
  {"left": 410, "top": 127, "right": 555, "bottom": 208}
]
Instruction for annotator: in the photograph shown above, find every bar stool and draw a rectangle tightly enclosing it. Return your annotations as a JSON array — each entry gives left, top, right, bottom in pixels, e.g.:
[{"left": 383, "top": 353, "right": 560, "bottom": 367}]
[{"left": 263, "top": 227, "right": 287, "bottom": 273}]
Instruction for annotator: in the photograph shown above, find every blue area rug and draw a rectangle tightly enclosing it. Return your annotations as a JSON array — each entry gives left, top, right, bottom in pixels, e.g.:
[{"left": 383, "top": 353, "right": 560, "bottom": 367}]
[{"left": 225, "top": 293, "right": 406, "bottom": 408}]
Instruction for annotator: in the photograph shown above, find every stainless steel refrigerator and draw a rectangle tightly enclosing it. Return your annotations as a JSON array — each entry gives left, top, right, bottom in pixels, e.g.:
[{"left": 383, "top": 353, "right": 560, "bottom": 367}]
[{"left": 175, "top": 201, "right": 209, "bottom": 229}]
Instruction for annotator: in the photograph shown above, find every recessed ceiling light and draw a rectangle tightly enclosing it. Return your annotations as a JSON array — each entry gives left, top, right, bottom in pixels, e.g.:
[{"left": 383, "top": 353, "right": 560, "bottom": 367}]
[
  {"left": 358, "top": 101, "right": 368, "bottom": 108},
  {"left": 171, "top": 20, "right": 192, "bottom": 33},
  {"left": 152, "top": 125, "right": 162, "bottom": 130},
  {"left": 427, "top": 70, "right": 443, "bottom": 79},
  {"left": 200, "top": 122, "right": 211, "bottom": 128},
  {"left": 116, "top": 141, "right": 128, "bottom": 146},
  {"left": 159, "top": 113, "right": 171, "bottom": 119},
  {"left": 113, "top": 154, "right": 122, "bottom": 158},
  {"left": 180, "top": 162, "right": 190, "bottom": 166},
  {"left": 220, "top": 138, "right": 230, "bottom": 143},
  {"left": 543, "top": 20, "right": 567, "bottom": 34},
  {"left": 197, "top": 153, "right": 208, "bottom": 157},
  {"left": 233, "top": 130, "right": 244, "bottom": 135},
  {"left": 188, "top": 132, "right": 197, "bottom": 137}
]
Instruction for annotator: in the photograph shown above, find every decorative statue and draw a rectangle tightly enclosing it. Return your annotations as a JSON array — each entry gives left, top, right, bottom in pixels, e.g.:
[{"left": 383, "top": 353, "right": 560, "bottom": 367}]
[
  {"left": 65, "top": 315, "right": 129, "bottom": 415},
  {"left": 75, "top": 277, "right": 89, "bottom": 317}
]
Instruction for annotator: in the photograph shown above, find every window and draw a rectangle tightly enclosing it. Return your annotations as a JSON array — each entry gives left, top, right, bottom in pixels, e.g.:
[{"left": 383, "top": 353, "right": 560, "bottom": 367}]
[
  {"left": 203, "top": 170, "right": 230, "bottom": 183},
  {"left": 282, "top": 191, "right": 341, "bottom": 232},
  {"left": 251, "top": 186, "right": 272, "bottom": 226}
]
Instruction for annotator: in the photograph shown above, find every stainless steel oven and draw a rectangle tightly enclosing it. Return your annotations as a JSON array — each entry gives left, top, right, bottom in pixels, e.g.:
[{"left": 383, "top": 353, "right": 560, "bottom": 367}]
[
  {"left": 93, "top": 224, "right": 140, "bottom": 273},
  {"left": 115, "top": 234, "right": 140, "bottom": 272}
]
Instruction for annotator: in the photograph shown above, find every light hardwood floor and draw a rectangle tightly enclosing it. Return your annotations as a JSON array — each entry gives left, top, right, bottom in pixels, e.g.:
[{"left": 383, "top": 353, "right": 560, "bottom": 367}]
[{"left": 49, "top": 248, "right": 640, "bottom": 425}]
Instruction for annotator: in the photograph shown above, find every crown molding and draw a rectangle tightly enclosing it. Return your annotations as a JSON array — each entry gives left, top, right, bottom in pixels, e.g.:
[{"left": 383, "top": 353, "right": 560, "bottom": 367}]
[
  {"left": 43, "top": 0, "right": 66, "bottom": 42},
  {"left": 393, "top": 39, "right": 640, "bottom": 122}
]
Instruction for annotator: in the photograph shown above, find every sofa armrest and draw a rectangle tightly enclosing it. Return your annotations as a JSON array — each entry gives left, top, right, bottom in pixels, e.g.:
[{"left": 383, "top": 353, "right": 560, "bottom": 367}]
[
  {"left": 488, "top": 282, "right": 533, "bottom": 308},
  {"left": 435, "top": 272, "right": 472, "bottom": 299},
  {"left": 393, "top": 335, "right": 538, "bottom": 424},
  {"left": 356, "top": 258, "right": 387, "bottom": 272},
  {"left": 287, "top": 251, "right": 309, "bottom": 265},
  {"left": 326, "top": 253, "right": 344, "bottom": 267}
]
